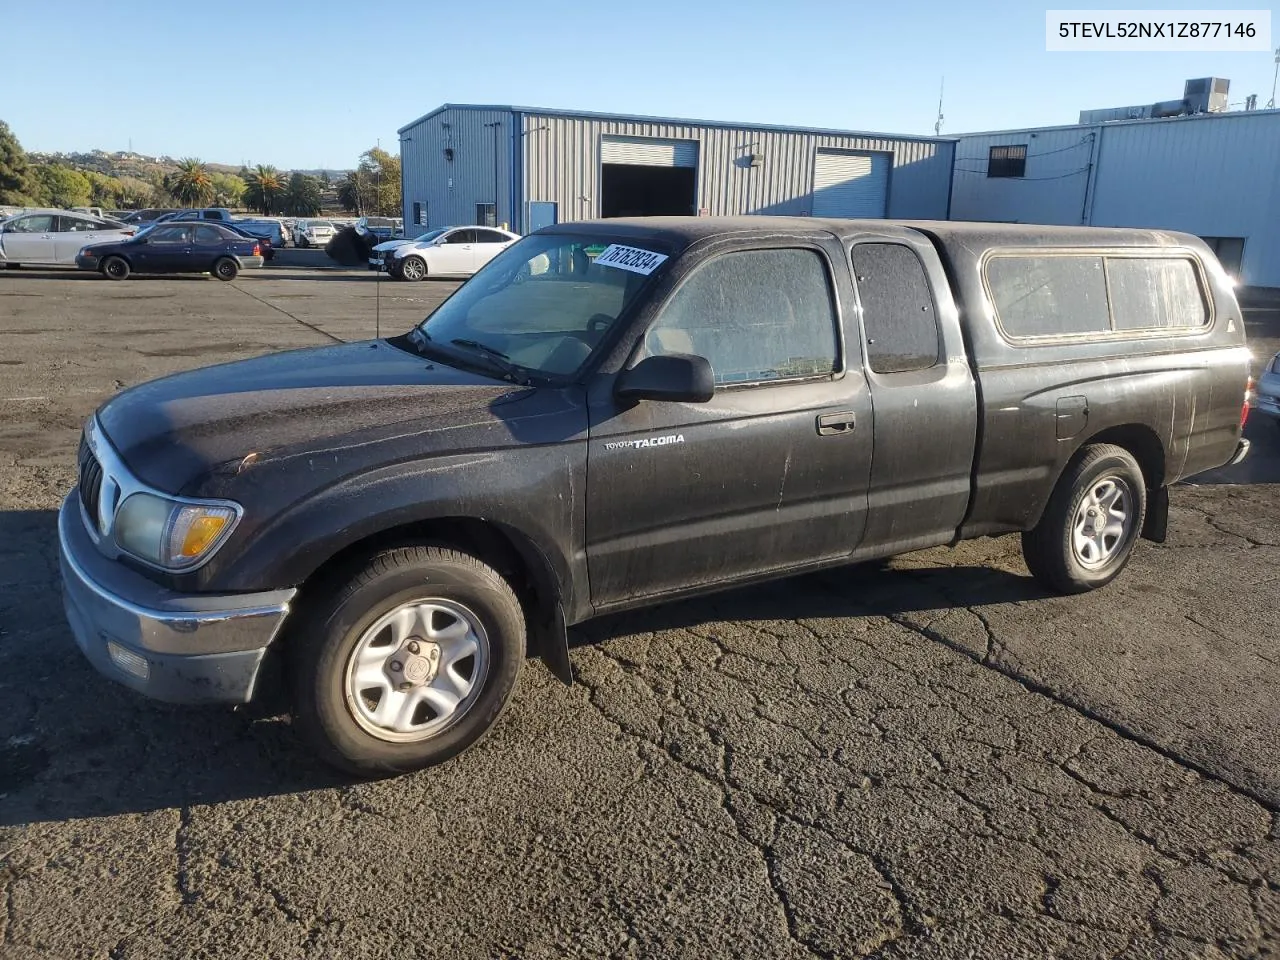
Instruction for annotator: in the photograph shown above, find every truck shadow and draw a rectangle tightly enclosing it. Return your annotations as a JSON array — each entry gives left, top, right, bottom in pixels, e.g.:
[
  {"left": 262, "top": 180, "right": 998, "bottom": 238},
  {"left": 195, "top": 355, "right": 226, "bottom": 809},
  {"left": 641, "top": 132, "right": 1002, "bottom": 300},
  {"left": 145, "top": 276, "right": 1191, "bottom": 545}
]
[{"left": 0, "top": 506, "right": 1041, "bottom": 826}]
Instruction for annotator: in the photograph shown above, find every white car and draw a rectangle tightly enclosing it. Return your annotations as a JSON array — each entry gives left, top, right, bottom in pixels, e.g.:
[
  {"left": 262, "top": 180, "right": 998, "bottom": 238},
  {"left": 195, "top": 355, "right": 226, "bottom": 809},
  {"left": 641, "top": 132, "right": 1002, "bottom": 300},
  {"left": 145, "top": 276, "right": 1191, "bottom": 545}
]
[
  {"left": 0, "top": 209, "right": 134, "bottom": 267},
  {"left": 374, "top": 226, "right": 520, "bottom": 281},
  {"left": 295, "top": 219, "right": 335, "bottom": 248}
]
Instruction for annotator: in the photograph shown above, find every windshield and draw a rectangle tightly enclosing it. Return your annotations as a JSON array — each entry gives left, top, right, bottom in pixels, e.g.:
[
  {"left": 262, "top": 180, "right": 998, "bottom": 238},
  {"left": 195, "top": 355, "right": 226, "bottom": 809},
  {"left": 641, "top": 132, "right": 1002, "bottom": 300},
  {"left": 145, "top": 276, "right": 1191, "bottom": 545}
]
[
  {"left": 414, "top": 234, "right": 669, "bottom": 379},
  {"left": 413, "top": 229, "right": 447, "bottom": 243}
]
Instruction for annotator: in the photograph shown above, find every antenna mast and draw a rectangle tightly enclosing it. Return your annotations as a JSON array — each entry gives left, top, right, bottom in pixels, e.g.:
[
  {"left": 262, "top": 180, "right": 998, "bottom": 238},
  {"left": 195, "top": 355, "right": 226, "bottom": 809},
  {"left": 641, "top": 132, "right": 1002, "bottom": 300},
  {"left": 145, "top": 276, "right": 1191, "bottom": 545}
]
[{"left": 934, "top": 77, "right": 945, "bottom": 135}]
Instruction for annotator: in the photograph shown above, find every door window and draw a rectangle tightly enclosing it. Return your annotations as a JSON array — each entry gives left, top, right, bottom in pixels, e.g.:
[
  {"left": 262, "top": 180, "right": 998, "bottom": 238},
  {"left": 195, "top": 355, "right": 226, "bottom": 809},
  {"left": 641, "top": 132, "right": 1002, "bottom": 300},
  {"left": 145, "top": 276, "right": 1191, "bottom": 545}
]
[
  {"left": 851, "top": 243, "right": 941, "bottom": 374},
  {"left": 150, "top": 225, "right": 191, "bottom": 243},
  {"left": 7, "top": 215, "right": 54, "bottom": 233},
  {"left": 644, "top": 248, "right": 839, "bottom": 385},
  {"left": 195, "top": 225, "right": 226, "bottom": 245},
  {"left": 445, "top": 229, "right": 477, "bottom": 244},
  {"left": 57, "top": 216, "right": 106, "bottom": 233}
]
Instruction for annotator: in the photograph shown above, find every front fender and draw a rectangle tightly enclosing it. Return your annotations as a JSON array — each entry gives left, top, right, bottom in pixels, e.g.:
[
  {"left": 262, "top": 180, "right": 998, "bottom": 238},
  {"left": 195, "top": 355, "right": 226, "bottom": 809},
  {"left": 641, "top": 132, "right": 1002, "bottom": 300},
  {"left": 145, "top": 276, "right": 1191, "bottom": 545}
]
[{"left": 206, "top": 447, "right": 589, "bottom": 621}]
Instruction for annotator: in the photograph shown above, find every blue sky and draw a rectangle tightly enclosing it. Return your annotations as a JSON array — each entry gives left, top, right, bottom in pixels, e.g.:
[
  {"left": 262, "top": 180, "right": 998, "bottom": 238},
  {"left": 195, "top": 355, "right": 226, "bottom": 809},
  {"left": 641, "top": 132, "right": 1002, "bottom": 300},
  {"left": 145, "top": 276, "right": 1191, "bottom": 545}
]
[{"left": 4, "top": 0, "right": 1276, "bottom": 169}]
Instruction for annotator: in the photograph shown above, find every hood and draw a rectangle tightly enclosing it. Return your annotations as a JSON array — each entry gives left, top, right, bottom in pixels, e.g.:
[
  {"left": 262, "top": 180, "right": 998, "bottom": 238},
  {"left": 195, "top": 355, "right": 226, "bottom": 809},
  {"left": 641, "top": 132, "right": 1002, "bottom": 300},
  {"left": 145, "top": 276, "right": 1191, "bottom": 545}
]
[
  {"left": 372, "top": 239, "right": 414, "bottom": 253},
  {"left": 97, "top": 340, "right": 520, "bottom": 495}
]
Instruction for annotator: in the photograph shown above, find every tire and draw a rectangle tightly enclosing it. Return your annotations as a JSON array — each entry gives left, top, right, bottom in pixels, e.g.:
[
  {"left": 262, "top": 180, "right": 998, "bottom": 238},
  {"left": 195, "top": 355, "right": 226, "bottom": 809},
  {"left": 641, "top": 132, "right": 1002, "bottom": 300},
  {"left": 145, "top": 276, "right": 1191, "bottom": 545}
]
[
  {"left": 213, "top": 257, "right": 239, "bottom": 281},
  {"left": 289, "top": 545, "right": 526, "bottom": 777},
  {"left": 1022, "top": 443, "right": 1147, "bottom": 594},
  {"left": 101, "top": 256, "right": 129, "bottom": 281},
  {"left": 398, "top": 255, "right": 427, "bottom": 281}
]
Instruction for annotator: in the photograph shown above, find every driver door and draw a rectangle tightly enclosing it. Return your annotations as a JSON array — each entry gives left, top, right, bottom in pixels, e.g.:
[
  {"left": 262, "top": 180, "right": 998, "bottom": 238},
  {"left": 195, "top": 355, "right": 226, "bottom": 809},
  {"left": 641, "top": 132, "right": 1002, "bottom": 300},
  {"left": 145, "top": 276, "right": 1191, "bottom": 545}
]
[
  {"left": 432, "top": 229, "right": 476, "bottom": 276},
  {"left": 2, "top": 214, "right": 57, "bottom": 263},
  {"left": 585, "top": 242, "right": 874, "bottom": 607}
]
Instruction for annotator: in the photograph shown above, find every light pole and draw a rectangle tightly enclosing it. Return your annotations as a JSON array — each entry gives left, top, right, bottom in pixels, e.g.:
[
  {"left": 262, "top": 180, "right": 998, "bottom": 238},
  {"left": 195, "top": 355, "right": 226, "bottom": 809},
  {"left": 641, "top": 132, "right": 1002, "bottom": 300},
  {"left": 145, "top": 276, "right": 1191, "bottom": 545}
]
[
  {"left": 484, "top": 121, "right": 501, "bottom": 227},
  {"left": 1270, "top": 47, "right": 1280, "bottom": 109}
]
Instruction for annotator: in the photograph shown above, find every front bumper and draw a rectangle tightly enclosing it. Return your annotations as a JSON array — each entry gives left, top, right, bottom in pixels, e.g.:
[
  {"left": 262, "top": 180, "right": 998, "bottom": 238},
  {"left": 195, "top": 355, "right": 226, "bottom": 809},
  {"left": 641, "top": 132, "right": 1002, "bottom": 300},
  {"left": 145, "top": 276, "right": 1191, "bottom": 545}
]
[
  {"left": 58, "top": 493, "right": 296, "bottom": 704},
  {"left": 74, "top": 254, "right": 100, "bottom": 270}
]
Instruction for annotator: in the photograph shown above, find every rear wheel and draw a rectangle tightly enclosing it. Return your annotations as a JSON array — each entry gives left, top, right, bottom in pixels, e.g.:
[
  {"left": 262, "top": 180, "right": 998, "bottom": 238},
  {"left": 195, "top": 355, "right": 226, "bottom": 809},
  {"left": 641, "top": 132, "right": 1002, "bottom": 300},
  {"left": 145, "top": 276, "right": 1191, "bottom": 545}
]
[
  {"left": 101, "top": 256, "right": 129, "bottom": 281},
  {"left": 1022, "top": 443, "right": 1146, "bottom": 594},
  {"left": 398, "top": 255, "right": 426, "bottom": 281},
  {"left": 213, "top": 257, "right": 239, "bottom": 281},
  {"left": 289, "top": 545, "right": 526, "bottom": 777}
]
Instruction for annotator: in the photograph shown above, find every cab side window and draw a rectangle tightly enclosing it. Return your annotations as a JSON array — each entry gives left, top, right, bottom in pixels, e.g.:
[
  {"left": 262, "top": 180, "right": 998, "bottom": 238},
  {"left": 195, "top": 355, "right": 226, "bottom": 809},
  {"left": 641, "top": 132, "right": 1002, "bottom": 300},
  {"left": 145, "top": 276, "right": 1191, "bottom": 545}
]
[
  {"left": 852, "top": 243, "right": 941, "bottom": 374},
  {"left": 644, "top": 248, "right": 839, "bottom": 386}
]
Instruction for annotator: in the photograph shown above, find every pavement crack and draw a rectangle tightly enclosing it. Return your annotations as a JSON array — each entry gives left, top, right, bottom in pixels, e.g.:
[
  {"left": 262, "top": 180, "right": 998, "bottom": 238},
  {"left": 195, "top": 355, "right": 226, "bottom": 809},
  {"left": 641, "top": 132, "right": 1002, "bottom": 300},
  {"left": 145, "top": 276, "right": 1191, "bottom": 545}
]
[
  {"left": 231, "top": 284, "right": 344, "bottom": 344},
  {"left": 877, "top": 607, "right": 1279, "bottom": 816},
  {"left": 174, "top": 805, "right": 198, "bottom": 907}
]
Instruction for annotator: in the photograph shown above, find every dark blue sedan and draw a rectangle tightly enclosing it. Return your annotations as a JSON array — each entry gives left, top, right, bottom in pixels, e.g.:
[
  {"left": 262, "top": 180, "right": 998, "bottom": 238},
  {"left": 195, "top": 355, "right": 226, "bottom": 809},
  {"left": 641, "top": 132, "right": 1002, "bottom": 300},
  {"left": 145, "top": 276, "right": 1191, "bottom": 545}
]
[{"left": 75, "top": 222, "right": 264, "bottom": 280}]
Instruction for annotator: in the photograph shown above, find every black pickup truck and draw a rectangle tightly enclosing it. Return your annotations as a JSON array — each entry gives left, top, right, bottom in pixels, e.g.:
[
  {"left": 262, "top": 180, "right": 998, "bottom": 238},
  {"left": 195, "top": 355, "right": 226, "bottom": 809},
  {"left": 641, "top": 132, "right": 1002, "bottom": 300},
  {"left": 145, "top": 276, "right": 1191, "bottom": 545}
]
[{"left": 58, "top": 217, "right": 1251, "bottom": 776}]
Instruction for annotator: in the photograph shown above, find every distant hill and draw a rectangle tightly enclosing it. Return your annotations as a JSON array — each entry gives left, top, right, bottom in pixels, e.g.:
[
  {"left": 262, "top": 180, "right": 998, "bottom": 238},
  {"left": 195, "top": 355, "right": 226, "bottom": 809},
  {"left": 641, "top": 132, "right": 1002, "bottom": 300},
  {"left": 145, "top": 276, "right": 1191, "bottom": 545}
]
[{"left": 29, "top": 149, "right": 351, "bottom": 182}]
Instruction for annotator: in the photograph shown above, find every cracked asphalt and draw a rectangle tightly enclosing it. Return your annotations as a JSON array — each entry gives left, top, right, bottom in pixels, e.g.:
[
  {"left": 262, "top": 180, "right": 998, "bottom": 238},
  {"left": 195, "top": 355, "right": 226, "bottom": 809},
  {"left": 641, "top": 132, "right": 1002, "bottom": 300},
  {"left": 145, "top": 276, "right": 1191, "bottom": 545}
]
[{"left": 1, "top": 264, "right": 1278, "bottom": 959}]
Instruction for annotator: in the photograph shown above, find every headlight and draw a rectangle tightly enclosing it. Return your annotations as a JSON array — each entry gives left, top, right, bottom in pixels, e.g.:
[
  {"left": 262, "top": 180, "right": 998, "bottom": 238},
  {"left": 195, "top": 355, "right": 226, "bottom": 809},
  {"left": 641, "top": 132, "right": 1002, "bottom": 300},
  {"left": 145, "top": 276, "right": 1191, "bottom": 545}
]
[
  {"left": 80, "top": 248, "right": 97, "bottom": 258},
  {"left": 113, "top": 492, "right": 240, "bottom": 569}
]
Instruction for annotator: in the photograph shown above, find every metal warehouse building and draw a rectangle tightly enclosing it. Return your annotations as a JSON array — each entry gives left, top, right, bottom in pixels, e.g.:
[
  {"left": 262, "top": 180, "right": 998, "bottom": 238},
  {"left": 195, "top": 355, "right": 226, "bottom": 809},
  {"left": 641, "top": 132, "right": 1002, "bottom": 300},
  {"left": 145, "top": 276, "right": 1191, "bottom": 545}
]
[
  {"left": 397, "top": 104, "right": 956, "bottom": 237},
  {"left": 949, "top": 106, "right": 1280, "bottom": 288}
]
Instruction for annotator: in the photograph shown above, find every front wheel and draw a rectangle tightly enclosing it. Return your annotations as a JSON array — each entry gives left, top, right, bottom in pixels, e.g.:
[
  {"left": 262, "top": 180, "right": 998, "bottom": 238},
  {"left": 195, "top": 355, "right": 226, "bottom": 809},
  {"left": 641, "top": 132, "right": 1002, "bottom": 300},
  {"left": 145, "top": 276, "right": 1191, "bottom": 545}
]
[
  {"left": 397, "top": 255, "right": 427, "bottom": 281},
  {"left": 213, "top": 257, "right": 239, "bottom": 281},
  {"left": 289, "top": 545, "right": 526, "bottom": 777},
  {"left": 1022, "top": 443, "right": 1146, "bottom": 594},
  {"left": 101, "top": 256, "right": 129, "bottom": 281}
]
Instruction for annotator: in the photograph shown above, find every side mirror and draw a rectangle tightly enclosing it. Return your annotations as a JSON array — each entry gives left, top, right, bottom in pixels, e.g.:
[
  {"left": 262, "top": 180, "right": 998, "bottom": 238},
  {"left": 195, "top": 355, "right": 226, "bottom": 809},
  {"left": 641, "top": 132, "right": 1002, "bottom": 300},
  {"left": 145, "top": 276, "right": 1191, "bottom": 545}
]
[{"left": 615, "top": 354, "right": 715, "bottom": 404}]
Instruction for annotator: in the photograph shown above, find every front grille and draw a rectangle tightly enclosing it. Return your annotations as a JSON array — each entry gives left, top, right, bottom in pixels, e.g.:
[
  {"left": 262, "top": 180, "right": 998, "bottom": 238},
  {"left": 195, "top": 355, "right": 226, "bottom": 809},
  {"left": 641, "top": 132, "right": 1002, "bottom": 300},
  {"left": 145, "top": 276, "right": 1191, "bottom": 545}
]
[{"left": 78, "top": 439, "right": 104, "bottom": 526}]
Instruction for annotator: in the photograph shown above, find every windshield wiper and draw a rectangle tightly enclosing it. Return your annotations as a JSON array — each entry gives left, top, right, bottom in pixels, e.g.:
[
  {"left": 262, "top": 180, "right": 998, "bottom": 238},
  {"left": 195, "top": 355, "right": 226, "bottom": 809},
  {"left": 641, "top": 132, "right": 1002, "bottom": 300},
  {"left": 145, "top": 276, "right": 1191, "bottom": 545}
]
[{"left": 448, "top": 338, "right": 533, "bottom": 385}]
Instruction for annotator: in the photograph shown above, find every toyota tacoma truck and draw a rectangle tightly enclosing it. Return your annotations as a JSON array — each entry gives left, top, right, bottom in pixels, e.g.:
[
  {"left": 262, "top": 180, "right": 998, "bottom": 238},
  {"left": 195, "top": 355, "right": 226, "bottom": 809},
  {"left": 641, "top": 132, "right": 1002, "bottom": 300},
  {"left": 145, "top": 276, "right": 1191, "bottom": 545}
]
[{"left": 58, "top": 217, "right": 1252, "bottom": 776}]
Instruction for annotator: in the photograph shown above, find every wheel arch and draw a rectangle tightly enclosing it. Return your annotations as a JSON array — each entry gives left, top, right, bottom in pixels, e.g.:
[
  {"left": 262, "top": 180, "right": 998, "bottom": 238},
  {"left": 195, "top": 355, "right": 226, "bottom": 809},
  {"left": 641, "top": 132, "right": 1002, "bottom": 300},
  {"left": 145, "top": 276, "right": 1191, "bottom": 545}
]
[{"left": 277, "top": 516, "right": 570, "bottom": 686}]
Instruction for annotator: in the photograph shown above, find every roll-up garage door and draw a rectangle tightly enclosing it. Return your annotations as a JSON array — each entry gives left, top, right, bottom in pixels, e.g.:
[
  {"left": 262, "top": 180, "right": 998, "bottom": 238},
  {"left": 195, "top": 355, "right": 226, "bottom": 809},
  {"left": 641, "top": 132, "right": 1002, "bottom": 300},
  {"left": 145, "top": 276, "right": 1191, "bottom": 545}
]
[
  {"left": 811, "top": 150, "right": 890, "bottom": 218},
  {"left": 601, "top": 136, "right": 698, "bottom": 167}
]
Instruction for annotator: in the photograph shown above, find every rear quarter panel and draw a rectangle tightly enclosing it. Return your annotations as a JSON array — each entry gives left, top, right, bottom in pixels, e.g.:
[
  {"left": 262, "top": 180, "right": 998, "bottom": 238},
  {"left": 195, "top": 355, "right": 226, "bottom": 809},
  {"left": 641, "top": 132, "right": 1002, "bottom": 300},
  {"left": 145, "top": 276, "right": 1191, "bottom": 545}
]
[{"left": 928, "top": 230, "right": 1248, "bottom": 537}]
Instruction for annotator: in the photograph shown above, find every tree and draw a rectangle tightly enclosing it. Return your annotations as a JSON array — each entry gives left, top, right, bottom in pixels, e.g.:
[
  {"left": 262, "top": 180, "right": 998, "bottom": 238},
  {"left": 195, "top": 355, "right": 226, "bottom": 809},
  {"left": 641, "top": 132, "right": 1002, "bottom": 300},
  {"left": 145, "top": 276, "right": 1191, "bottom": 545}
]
[
  {"left": 167, "top": 157, "right": 214, "bottom": 206},
  {"left": 34, "top": 164, "right": 92, "bottom": 207},
  {"left": 243, "top": 164, "right": 285, "bottom": 215},
  {"left": 282, "top": 172, "right": 322, "bottom": 216},
  {"left": 356, "top": 147, "right": 401, "bottom": 215},
  {"left": 115, "top": 176, "right": 152, "bottom": 209},
  {"left": 336, "top": 173, "right": 364, "bottom": 214},
  {"left": 85, "top": 170, "right": 122, "bottom": 207},
  {"left": 209, "top": 172, "right": 246, "bottom": 208},
  {"left": 0, "top": 120, "right": 40, "bottom": 204}
]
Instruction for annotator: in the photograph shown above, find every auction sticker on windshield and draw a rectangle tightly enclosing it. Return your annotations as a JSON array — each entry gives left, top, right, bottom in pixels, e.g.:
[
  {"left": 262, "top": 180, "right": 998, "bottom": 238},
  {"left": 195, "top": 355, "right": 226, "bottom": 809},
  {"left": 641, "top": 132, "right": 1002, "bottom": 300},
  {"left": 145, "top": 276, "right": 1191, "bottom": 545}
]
[{"left": 594, "top": 244, "right": 668, "bottom": 275}]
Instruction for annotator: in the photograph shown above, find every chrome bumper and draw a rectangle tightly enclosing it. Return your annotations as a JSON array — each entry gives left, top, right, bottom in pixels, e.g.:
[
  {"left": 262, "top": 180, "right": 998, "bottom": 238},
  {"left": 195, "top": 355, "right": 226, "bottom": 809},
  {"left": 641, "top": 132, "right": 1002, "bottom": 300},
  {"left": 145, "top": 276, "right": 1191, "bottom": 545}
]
[
  {"left": 58, "top": 493, "right": 295, "bottom": 704},
  {"left": 1226, "top": 438, "right": 1251, "bottom": 467}
]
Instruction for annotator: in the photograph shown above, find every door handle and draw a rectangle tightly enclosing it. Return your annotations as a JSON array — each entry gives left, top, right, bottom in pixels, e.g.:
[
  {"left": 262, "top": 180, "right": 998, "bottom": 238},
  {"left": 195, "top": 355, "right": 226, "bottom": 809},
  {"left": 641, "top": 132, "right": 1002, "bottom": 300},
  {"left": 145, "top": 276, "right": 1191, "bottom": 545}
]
[{"left": 817, "top": 412, "right": 856, "bottom": 436}]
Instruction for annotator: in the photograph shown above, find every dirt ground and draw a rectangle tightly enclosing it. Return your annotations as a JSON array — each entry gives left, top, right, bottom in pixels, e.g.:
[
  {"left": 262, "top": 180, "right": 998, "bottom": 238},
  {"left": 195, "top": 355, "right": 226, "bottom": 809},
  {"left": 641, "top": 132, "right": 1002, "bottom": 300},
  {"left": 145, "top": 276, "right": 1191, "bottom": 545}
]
[{"left": 1, "top": 263, "right": 1278, "bottom": 959}]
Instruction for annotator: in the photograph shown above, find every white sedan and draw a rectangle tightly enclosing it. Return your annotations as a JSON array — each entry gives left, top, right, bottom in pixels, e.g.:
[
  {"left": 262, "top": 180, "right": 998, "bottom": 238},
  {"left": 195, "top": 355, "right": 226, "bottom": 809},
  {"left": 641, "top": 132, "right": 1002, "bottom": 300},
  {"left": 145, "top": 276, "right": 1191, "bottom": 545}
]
[
  {"left": 0, "top": 209, "right": 134, "bottom": 267},
  {"left": 374, "top": 226, "right": 520, "bottom": 281}
]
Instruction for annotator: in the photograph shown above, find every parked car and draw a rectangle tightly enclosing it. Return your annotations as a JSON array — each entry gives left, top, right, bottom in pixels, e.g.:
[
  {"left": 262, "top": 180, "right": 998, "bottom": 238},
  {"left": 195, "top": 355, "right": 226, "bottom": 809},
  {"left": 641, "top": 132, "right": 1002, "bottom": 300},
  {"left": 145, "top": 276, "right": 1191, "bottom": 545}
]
[
  {"left": 225, "top": 220, "right": 280, "bottom": 261},
  {"left": 57, "top": 217, "right": 1250, "bottom": 776},
  {"left": 156, "top": 208, "right": 235, "bottom": 224},
  {"left": 74, "top": 221, "right": 263, "bottom": 280},
  {"left": 117, "top": 208, "right": 180, "bottom": 226},
  {"left": 294, "top": 219, "right": 335, "bottom": 248},
  {"left": 366, "top": 228, "right": 444, "bottom": 270},
  {"left": 375, "top": 226, "right": 520, "bottom": 280},
  {"left": 0, "top": 209, "right": 134, "bottom": 267},
  {"left": 1254, "top": 351, "right": 1280, "bottom": 428},
  {"left": 356, "top": 216, "right": 403, "bottom": 242}
]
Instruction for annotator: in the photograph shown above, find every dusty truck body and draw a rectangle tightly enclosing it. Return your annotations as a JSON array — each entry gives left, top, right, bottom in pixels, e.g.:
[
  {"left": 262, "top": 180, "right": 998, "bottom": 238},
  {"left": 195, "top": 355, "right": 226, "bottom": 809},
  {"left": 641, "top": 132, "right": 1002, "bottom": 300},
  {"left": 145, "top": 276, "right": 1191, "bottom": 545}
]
[{"left": 58, "top": 217, "right": 1251, "bottom": 775}]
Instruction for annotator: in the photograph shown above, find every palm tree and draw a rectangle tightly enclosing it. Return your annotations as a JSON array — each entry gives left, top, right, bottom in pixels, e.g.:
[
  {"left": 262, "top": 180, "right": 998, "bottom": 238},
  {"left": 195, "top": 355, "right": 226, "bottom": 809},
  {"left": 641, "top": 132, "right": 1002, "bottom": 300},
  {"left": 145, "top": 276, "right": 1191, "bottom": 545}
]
[
  {"left": 243, "top": 164, "right": 285, "bottom": 215},
  {"left": 169, "top": 158, "right": 213, "bottom": 207},
  {"left": 283, "top": 172, "right": 322, "bottom": 216}
]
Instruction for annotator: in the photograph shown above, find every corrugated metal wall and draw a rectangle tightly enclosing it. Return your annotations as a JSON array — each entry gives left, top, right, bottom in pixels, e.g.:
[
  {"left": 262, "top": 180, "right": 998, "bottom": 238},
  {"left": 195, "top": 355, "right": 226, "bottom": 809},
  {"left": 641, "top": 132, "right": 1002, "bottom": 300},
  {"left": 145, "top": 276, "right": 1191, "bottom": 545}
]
[
  {"left": 517, "top": 113, "right": 953, "bottom": 231},
  {"left": 949, "top": 128, "right": 1097, "bottom": 225},
  {"left": 950, "top": 111, "right": 1280, "bottom": 287},
  {"left": 1088, "top": 112, "right": 1280, "bottom": 286},
  {"left": 398, "top": 107, "right": 515, "bottom": 232}
]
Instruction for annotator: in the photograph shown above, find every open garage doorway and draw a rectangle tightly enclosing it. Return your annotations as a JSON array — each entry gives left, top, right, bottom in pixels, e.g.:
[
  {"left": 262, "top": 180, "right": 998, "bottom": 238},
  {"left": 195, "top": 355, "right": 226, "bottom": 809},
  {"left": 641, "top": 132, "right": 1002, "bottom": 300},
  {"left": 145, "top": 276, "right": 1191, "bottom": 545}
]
[{"left": 600, "top": 136, "right": 698, "bottom": 218}]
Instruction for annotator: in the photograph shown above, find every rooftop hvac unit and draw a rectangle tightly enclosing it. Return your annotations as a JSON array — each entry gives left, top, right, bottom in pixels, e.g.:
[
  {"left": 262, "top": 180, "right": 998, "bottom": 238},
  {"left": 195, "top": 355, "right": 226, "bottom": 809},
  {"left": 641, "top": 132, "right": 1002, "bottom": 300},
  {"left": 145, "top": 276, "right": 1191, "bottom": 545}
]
[{"left": 1184, "top": 77, "right": 1229, "bottom": 113}]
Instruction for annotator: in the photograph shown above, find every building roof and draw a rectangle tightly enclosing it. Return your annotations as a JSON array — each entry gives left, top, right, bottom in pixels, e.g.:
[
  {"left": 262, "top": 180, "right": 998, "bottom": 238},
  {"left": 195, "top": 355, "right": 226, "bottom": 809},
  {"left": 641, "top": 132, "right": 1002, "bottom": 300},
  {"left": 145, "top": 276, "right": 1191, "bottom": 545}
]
[
  {"left": 955, "top": 106, "right": 1280, "bottom": 139},
  {"left": 397, "top": 103, "right": 956, "bottom": 143}
]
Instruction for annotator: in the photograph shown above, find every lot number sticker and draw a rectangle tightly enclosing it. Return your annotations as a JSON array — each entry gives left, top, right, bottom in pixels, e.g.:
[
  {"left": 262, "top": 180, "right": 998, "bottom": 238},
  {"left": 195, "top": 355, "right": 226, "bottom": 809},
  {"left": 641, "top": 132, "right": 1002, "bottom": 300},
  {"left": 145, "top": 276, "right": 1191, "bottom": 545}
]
[{"left": 594, "top": 244, "right": 668, "bottom": 275}]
